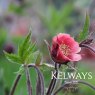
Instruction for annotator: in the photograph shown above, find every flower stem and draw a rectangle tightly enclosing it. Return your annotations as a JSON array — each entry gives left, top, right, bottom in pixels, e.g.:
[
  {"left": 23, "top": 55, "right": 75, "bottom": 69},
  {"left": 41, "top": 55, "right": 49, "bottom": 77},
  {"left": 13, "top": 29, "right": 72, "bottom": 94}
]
[
  {"left": 53, "top": 80, "right": 95, "bottom": 95},
  {"left": 46, "top": 63, "right": 58, "bottom": 95},
  {"left": 10, "top": 74, "right": 21, "bottom": 95},
  {"left": 25, "top": 65, "right": 32, "bottom": 95},
  {"left": 80, "top": 44, "right": 95, "bottom": 53},
  {"left": 28, "top": 64, "right": 45, "bottom": 95},
  {"left": 78, "top": 80, "right": 95, "bottom": 90}
]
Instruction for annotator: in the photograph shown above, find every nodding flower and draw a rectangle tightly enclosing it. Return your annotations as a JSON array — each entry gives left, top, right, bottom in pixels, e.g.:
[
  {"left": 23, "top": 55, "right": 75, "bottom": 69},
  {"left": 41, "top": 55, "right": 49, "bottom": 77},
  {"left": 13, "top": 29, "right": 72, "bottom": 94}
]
[{"left": 51, "top": 33, "right": 81, "bottom": 64}]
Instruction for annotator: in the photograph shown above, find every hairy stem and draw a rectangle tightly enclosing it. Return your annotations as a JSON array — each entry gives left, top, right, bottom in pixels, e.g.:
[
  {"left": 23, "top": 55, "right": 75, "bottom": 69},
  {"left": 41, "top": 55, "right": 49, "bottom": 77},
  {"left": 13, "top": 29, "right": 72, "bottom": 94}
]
[
  {"left": 78, "top": 80, "right": 95, "bottom": 90},
  {"left": 46, "top": 63, "right": 58, "bottom": 95},
  {"left": 28, "top": 64, "right": 45, "bottom": 95},
  {"left": 25, "top": 65, "right": 32, "bottom": 95},
  {"left": 80, "top": 44, "right": 95, "bottom": 53},
  {"left": 10, "top": 74, "right": 21, "bottom": 95},
  {"left": 54, "top": 80, "right": 95, "bottom": 95}
]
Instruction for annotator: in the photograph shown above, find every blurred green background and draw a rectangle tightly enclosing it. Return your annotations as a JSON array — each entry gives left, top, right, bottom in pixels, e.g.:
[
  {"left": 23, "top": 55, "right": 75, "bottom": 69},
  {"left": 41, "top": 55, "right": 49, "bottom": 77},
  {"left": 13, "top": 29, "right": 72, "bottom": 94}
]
[{"left": 0, "top": 0, "right": 95, "bottom": 95}]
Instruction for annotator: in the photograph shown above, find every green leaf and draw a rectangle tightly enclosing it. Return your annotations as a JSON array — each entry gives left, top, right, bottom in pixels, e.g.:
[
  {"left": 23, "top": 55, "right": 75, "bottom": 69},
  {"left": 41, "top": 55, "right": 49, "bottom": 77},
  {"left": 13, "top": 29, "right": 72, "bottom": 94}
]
[
  {"left": 77, "top": 13, "right": 90, "bottom": 42},
  {"left": 35, "top": 51, "right": 42, "bottom": 66},
  {"left": 19, "top": 32, "right": 37, "bottom": 64},
  {"left": 23, "top": 42, "right": 37, "bottom": 63},
  {"left": 25, "top": 50, "right": 39, "bottom": 64},
  {"left": 4, "top": 30, "right": 37, "bottom": 64},
  {"left": 18, "top": 31, "right": 36, "bottom": 64},
  {"left": 18, "top": 31, "right": 32, "bottom": 57},
  {"left": 4, "top": 51, "right": 21, "bottom": 64},
  {"left": 25, "top": 42, "right": 37, "bottom": 57}
]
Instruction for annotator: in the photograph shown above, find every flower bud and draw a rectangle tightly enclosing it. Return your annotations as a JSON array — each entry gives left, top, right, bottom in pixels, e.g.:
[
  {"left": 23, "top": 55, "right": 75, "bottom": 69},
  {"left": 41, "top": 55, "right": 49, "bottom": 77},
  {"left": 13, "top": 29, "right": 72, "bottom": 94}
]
[{"left": 4, "top": 44, "right": 15, "bottom": 53}]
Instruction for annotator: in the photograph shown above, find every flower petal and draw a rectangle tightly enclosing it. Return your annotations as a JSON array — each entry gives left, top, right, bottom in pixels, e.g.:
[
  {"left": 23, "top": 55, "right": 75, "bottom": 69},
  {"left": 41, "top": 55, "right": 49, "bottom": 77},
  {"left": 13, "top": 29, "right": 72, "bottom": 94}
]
[
  {"left": 57, "top": 33, "right": 70, "bottom": 44},
  {"left": 57, "top": 49, "right": 71, "bottom": 62},
  {"left": 69, "top": 54, "right": 82, "bottom": 61},
  {"left": 63, "top": 37, "right": 81, "bottom": 53}
]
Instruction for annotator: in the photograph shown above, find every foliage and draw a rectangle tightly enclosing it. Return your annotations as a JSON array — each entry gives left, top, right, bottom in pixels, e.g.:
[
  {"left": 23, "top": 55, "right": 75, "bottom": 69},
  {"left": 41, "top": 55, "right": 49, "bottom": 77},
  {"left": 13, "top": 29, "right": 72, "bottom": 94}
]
[
  {"left": 39, "top": 2, "right": 74, "bottom": 36},
  {"left": 77, "top": 14, "right": 90, "bottom": 42},
  {"left": 8, "top": 1, "right": 32, "bottom": 15},
  {"left": 4, "top": 31, "right": 37, "bottom": 64}
]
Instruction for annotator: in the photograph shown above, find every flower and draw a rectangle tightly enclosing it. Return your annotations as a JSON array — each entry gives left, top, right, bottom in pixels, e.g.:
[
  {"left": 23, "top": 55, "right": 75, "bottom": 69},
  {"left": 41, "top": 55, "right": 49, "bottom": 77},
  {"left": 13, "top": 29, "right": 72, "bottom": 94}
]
[
  {"left": 51, "top": 33, "right": 81, "bottom": 64},
  {"left": 4, "top": 44, "right": 15, "bottom": 53}
]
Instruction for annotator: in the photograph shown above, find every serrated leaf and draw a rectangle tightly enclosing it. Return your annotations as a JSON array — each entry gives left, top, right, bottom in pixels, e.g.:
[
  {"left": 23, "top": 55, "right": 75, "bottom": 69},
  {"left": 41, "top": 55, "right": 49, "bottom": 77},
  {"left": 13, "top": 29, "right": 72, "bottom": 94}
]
[
  {"left": 25, "top": 51, "right": 38, "bottom": 64},
  {"left": 77, "top": 13, "right": 90, "bottom": 42},
  {"left": 4, "top": 30, "right": 38, "bottom": 65},
  {"left": 4, "top": 51, "right": 21, "bottom": 64},
  {"left": 23, "top": 42, "right": 37, "bottom": 63},
  {"left": 18, "top": 31, "right": 34, "bottom": 64},
  {"left": 18, "top": 31, "right": 32, "bottom": 57},
  {"left": 25, "top": 42, "right": 36, "bottom": 57},
  {"left": 30, "top": 42, "right": 37, "bottom": 52}
]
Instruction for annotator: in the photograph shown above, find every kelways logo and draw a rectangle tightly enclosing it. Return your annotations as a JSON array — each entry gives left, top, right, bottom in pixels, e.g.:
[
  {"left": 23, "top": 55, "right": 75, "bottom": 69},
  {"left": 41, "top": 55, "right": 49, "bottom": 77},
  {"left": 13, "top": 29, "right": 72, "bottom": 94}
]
[{"left": 51, "top": 71, "right": 93, "bottom": 80}]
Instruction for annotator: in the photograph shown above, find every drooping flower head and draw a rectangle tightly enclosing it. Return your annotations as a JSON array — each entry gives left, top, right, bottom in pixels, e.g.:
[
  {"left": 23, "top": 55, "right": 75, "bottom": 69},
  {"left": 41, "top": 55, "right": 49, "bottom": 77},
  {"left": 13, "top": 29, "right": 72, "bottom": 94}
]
[{"left": 51, "top": 33, "right": 81, "bottom": 64}]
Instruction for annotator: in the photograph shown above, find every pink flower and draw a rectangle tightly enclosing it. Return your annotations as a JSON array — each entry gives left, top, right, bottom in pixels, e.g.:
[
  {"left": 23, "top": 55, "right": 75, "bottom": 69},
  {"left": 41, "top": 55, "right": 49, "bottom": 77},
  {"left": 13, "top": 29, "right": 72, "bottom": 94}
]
[{"left": 51, "top": 33, "right": 81, "bottom": 64}]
